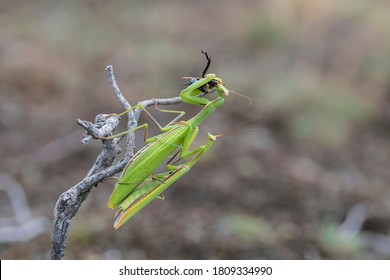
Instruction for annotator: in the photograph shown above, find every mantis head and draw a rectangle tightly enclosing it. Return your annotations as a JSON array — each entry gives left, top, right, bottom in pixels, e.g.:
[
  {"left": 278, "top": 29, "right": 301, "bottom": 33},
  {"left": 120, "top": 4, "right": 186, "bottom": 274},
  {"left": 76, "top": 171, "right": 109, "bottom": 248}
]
[{"left": 215, "top": 78, "right": 229, "bottom": 97}]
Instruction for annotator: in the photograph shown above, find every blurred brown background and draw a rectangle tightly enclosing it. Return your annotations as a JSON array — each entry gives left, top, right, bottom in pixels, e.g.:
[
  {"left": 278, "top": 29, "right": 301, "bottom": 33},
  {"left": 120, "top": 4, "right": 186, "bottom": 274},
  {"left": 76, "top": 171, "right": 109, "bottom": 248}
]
[{"left": 1, "top": 0, "right": 390, "bottom": 259}]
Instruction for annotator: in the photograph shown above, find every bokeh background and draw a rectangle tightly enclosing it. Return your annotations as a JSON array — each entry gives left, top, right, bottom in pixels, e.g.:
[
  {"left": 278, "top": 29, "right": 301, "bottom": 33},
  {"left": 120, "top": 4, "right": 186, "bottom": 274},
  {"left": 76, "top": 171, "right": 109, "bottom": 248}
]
[{"left": 1, "top": 0, "right": 390, "bottom": 259}]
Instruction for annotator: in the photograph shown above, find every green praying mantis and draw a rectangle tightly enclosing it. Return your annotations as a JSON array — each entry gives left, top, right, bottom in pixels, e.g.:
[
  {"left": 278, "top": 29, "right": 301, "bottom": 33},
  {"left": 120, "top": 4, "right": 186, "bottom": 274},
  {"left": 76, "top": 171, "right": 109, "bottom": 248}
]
[{"left": 106, "top": 51, "right": 230, "bottom": 229}]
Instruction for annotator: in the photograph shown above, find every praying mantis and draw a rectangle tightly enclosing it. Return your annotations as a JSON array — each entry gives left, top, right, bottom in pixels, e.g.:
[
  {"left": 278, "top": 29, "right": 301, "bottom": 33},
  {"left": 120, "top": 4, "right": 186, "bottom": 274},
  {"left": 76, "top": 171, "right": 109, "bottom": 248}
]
[{"left": 107, "top": 51, "right": 230, "bottom": 229}]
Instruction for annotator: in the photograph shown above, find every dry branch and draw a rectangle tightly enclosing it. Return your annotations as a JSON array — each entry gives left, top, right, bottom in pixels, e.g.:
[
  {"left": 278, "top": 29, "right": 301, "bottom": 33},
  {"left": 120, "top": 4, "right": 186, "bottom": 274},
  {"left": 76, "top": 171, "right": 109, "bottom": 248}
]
[{"left": 50, "top": 65, "right": 190, "bottom": 260}]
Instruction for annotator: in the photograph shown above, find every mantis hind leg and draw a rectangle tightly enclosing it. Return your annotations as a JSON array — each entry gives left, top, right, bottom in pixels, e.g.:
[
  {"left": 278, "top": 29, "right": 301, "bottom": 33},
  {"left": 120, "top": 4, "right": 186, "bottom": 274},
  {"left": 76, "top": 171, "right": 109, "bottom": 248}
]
[
  {"left": 100, "top": 123, "right": 149, "bottom": 142},
  {"left": 119, "top": 103, "right": 185, "bottom": 130},
  {"left": 104, "top": 103, "right": 185, "bottom": 142}
]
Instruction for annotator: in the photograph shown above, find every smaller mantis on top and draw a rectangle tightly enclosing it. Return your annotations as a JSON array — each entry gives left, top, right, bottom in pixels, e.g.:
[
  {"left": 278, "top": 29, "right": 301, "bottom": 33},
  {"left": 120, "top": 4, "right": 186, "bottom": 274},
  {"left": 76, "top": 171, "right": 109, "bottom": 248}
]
[{"left": 106, "top": 51, "right": 230, "bottom": 229}]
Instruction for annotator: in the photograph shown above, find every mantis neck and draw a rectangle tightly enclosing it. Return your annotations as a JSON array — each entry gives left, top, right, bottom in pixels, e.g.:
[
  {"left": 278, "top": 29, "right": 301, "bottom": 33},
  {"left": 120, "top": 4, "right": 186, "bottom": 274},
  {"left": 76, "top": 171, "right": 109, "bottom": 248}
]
[{"left": 189, "top": 94, "right": 225, "bottom": 128}]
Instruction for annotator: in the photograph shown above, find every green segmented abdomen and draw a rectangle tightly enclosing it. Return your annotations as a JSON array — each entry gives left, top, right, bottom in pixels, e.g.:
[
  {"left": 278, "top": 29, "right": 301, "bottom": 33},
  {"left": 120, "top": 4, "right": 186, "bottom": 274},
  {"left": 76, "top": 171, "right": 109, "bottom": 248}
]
[{"left": 107, "top": 125, "right": 187, "bottom": 208}]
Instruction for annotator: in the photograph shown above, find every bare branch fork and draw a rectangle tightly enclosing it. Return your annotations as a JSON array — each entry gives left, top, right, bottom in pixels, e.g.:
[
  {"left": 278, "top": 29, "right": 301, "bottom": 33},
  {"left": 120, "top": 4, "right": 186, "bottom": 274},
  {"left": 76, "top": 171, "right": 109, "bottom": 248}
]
[{"left": 50, "top": 65, "right": 185, "bottom": 260}]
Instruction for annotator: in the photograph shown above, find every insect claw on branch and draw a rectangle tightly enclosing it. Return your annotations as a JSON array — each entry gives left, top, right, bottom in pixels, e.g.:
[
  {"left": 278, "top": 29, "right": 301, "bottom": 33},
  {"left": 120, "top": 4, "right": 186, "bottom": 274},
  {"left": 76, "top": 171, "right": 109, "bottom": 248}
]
[{"left": 77, "top": 113, "right": 121, "bottom": 144}]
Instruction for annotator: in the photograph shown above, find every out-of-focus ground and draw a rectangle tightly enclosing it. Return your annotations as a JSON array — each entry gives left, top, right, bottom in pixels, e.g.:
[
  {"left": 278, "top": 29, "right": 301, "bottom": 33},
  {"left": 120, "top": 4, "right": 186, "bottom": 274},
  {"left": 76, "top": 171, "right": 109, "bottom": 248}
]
[{"left": 1, "top": 0, "right": 390, "bottom": 259}]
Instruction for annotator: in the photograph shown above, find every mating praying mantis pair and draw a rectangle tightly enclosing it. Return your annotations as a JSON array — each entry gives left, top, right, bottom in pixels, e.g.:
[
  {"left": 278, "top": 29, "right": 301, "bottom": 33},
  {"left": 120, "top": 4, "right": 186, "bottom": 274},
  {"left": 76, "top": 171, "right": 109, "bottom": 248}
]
[{"left": 104, "top": 51, "right": 232, "bottom": 229}]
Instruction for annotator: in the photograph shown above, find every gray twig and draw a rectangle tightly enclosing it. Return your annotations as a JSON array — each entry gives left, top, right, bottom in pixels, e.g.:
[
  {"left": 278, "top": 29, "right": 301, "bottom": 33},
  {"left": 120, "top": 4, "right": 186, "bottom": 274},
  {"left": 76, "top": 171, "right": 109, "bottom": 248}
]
[
  {"left": 50, "top": 65, "right": 187, "bottom": 260},
  {"left": 0, "top": 172, "right": 48, "bottom": 243}
]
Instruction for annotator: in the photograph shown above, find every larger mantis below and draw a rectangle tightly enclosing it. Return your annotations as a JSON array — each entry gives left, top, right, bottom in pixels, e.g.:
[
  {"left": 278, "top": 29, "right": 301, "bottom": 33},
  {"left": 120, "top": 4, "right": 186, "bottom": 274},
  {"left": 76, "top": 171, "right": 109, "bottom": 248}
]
[{"left": 107, "top": 52, "right": 230, "bottom": 229}]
